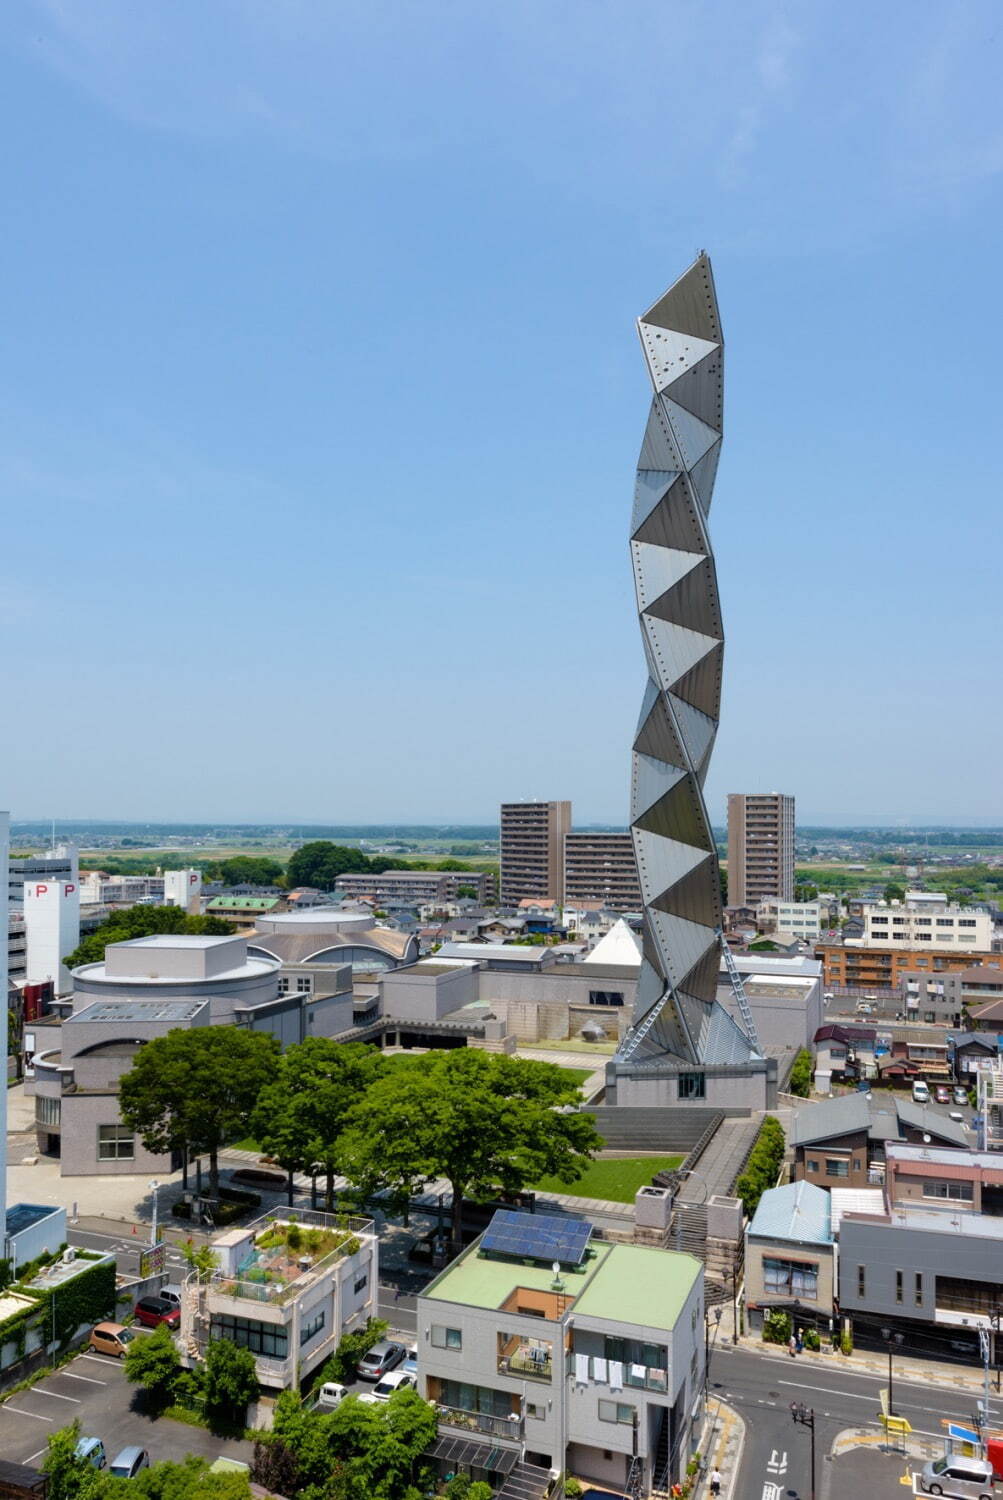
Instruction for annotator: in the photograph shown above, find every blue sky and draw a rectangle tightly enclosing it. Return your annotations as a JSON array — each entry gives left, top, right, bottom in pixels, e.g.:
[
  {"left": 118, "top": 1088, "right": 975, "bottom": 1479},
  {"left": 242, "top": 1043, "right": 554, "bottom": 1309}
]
[{"left": 2, "top": 1, "right": 1001, "bottom": 827}]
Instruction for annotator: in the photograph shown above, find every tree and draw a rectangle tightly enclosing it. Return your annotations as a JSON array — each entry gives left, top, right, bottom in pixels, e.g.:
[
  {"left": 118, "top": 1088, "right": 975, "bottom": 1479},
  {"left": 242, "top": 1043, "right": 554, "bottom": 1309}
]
[
  {"left": 41, "top": 1421, "right": 97, "bottom": 1500},
  {"left": 204, "top": 1337, "right": 258, "bottom": 1424},
  {"left": 320, "top": 1316, "right": 388, "bottom": 1383},
  {"left": 339, "top": 1050, "right": 603, "bottom": 1243},
  {"left": 119, "top": 1026, "right": 279, "bottom": 1200},
  {"left": 884, "top": 882, "right": 905, "bottom": 903},
  {"left": 286, "top": 841, "right": 371, "bottom": 890},
  {"left": 251, "top": 1039, "right": 388, "bottom": 1209},
  {"left": 454, "top": 885, "right": 478, "bottom": 900},
  {"left": 219, "top": 856, "right": 284, "bottom": 887},
  {"left": 64, "top": 905, "right": 234, "bottom": 969},
  {"left": 124, "top": 1323, "right": 181, "bottom": 1408},
  {"left": 180, "top": 1240, "right": 220, "bottom": 1282},
  {"left": 788, "top": 1049, "right": 812, "bottom": 1098}
]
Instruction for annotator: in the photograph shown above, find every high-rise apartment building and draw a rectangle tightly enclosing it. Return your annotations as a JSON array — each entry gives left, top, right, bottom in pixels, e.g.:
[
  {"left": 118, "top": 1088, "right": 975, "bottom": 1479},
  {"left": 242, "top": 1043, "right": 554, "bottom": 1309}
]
[
  {"left": 499, "top": 801, "right": 571, "bottom": 906},
  {"left": 727, "top": 792, "right": 795, "bottom": 906},
  {"left": 564, "top": 831, "right": 641, "bottom": 911}
]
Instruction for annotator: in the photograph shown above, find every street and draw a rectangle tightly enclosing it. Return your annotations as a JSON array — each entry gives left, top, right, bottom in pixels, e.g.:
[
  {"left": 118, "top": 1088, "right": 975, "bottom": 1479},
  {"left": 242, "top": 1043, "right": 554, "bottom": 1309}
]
[{"left": 708, "top": 1342, "right": 1003, "bottom": 1500}]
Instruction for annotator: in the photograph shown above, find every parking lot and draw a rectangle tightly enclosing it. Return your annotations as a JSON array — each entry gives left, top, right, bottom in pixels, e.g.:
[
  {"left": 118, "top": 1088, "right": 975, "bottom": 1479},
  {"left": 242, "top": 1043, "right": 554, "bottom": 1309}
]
[{"left": 0, "top": 1347, "right": 254, "bottom": 1471}]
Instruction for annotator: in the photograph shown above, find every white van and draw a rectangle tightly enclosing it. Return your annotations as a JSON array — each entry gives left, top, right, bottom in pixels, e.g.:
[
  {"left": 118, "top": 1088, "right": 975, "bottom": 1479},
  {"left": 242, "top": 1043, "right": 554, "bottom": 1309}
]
[
  {"left": 913, "top": 1080, "right": 931, "bottom": 1104},
  {"left": 919, "top": 1454, "right": 995, "bottom": 1498}
]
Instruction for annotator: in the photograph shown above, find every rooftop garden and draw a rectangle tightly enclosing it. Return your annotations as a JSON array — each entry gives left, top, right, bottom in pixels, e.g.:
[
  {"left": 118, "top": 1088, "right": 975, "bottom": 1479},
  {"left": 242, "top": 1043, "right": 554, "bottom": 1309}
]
[{"left": 224, "top": 1218, "right": 363, "bottom": 1301}]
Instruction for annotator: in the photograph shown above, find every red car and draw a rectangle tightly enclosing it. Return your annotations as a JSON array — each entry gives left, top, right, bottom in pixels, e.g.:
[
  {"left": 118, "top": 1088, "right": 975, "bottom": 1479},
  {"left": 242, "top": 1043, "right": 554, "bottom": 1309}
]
[{"left": 133, "top": 1296, "right": 180, "bottom": 1330}]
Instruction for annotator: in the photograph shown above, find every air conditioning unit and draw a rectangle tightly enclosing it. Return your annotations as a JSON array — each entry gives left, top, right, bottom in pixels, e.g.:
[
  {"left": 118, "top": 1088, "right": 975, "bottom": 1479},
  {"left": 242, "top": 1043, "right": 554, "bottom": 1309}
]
[{"left": 61, "top": 1247, "right": 76, "bottom": 1264}]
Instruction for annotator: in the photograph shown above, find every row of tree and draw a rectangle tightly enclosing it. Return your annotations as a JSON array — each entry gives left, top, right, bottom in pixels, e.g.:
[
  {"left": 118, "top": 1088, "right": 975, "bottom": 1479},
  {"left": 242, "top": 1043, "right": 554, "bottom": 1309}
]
[{"left": 118, "top": 1032, "right": 603, "bottom": 1240}]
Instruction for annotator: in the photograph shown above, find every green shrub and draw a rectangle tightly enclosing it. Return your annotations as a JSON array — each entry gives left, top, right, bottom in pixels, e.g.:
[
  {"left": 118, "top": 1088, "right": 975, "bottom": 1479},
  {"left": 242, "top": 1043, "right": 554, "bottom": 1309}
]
[
  {"left": 802, "top": 1327, "right": 821, "bottom": 1351},
  {"left": 840, "top": 1328, "right": 853, "bottom": 1356},
  {"left": 735, "top": 1116, "right": 786, "bottom": 1217},
  {"left": 763, "top": 1310, "right": 791, "bottom": 1345},
  {"left": 789, "top": 1050, "right": 812, "bottom": 1097},
  {"left": 317, "top": 1316, "right": 389, "bottom": 1384},
  {"left": 564, "top": 1482, "right": 583, "bottom": 1499}
]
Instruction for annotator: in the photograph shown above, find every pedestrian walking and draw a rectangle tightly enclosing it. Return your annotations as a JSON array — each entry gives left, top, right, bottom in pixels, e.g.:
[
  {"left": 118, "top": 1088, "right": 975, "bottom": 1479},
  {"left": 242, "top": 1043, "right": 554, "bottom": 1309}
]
[
  {"left": 709, "top": 1467, "right": 722, "bottom": 1497},
  {"left": 788, "top": 1334, "right": 797, "bottom": 1357}
]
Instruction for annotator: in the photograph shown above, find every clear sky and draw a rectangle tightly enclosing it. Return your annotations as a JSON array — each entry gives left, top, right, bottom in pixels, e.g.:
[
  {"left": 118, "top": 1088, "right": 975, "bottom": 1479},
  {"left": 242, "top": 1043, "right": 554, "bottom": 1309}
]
[{"left": 2, "top": 2, "right": 1001, "bottom": 828}]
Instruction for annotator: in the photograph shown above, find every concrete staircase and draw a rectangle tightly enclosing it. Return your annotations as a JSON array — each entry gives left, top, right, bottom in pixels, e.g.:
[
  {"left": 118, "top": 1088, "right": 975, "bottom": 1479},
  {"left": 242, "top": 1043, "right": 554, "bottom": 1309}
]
[
  {"left": 676, "top": 1115, "right": 760, "bottom": 1201},
  {"left": 587, "top": 1106, "right": 724, "bottom": 1153}
]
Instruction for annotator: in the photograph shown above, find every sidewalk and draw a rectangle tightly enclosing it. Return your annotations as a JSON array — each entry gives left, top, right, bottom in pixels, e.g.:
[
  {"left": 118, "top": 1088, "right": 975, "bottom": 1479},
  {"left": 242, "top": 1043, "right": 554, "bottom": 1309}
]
[
  {"left": 739, "top": 1332, "right": 992, "bottom": 1394},
  {"left": 695, "top": 1396, "right": 745, "bottom": 1499},
  {"left": 832, "top": 1424, "right": 940, "bottom": 1464}
]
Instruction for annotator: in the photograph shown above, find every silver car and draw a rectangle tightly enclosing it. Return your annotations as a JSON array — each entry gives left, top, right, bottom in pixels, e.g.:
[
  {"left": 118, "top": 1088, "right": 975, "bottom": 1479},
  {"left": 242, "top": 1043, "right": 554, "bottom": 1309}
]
[{"left": 356, "top": 1339, "right": 406, "bottom": 1381}]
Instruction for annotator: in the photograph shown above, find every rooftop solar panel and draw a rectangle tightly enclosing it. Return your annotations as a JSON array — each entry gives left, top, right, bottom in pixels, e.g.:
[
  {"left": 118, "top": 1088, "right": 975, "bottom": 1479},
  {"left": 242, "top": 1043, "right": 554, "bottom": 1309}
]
[{"left": 481, "top": 1209, "right": 592, "bottom": 1267}]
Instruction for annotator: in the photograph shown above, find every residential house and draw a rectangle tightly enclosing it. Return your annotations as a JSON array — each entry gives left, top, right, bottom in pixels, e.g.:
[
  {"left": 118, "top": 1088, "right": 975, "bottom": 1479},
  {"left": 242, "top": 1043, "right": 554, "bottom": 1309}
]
[{"left": 791, "top": 1094, "right": 967, "bottom": 1190}]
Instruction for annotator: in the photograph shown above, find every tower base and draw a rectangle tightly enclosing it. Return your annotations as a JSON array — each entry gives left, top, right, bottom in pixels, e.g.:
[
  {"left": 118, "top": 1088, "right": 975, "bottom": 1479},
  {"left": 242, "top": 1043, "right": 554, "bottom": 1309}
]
[{"left": 605, "top": 1053, "right": 777, "bottom": 1110}]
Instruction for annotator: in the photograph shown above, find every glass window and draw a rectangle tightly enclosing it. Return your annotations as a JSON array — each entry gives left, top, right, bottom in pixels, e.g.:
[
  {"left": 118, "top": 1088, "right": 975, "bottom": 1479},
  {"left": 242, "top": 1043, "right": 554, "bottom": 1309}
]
[
  {"left": 35, "top": 1096, "right": 60, "bottom": 1127},
  {"left": 915, "top": 1273, "right": 923, "bottom": 1306},
  {"left": 678, "top": 1072, "right": 706, "bottom": 1100},
  {"left": 922, "top": 1179, "right": 973, "bottom": 1201},
  {"left": 806, "top": 1159, "right": 819, "bottom": 1173},
  {"left": 598, "top": 1400, "right": 635, "bottom": 1424},
  {"left": 825, "top": 1158, "right": 849, "bottom": 1178},
  {"left": 97, "top": 1125, "right": 134, "bottom": 1161},
  {"left": 857, "top": 1265, "right": 866, "bottom": 1297},
  {"left": 895, "top": 1270, "right": 903, "bottom": 1304},
  {"left": 763, "top": 1258, "right": 819, "bottom": 1298},
  {"left": 588, "top": 990, "right": 624, "bottom": 1007},
  {"left": 300, "top": 1309, "right": 325, "bottom": 1345},
  {"left": 354, "top": 1272, "right": 368, "bottom": 1294},
  {"left": 431, "top": 1325, "right": 462, "bottom": 1350},
  {"left": 296, "top": 976, "right": 312, "bottom": 992},
  {"left": 211, "top": 1314, "right": 288, "bottom": 1360}
]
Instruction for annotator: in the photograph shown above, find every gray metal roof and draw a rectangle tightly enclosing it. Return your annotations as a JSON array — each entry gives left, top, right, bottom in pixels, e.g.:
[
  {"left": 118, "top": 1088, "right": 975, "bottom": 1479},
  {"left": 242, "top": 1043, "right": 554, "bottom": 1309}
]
[
  {"left": 791, "top": 1092, "right": 969, "bottom": 1148},
  {"left": 748, "top": 1181, "right": 832, "bottom": 1246}
]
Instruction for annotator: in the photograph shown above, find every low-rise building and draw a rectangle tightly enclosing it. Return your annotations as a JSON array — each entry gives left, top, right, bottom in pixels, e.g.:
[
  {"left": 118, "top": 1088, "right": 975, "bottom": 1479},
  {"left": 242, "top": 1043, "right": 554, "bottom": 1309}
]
[
  {"left": 335, "top": 870, "right": 495, "bottom": 906},
  {"left": 418, "top": 1211, "right": 704, "bottom": 1494},
  {"left": 818, "top": 939, "right": 1001, "bottom": 992},
  {"left": 756, "top": 900, "right": 825, "bottom": 941},
  {"left": 861, "top": 899, "right": 992, "bottom": 951},
  {"left": 744, "top": 1181, "right": 834, "bottom": 1333},
  {"left": 791, "top": 1093, "right": 967, "bottom": 1190},
  {"left": 180, "top": 1210, "right": 378, "bottom": 1390}
]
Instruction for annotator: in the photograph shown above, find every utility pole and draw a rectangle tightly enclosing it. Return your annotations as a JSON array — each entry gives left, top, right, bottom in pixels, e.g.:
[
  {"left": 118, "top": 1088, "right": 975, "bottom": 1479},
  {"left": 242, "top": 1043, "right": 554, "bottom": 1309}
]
[{"left": 790, "top": 1402, "right": 816, "bottom": 1500}]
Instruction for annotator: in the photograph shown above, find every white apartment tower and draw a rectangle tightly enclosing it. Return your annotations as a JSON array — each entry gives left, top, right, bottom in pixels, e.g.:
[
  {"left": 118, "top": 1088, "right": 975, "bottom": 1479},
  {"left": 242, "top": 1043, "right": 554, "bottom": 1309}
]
[
  {"left": 727, "top": 792, "right": 796, "bottom": 906},
  {"left": 24, "top": 877, "right": 80, "bottom": 995},
  {"left": 164, "top": 868, "right": 203, "bottom": 915}
]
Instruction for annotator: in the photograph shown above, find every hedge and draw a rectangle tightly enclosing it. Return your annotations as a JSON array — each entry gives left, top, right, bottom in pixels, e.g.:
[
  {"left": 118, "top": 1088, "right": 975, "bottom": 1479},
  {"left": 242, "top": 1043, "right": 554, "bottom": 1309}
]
[
  {"left": 788, "top": 1050, "right": 812, "bottom": 1098},
  {"left": 734, "top": 1115, "right": 785, "bottom": 1218},
  {"left": 172, "top": 1186, "right": 261, "bottom": 1226},
  {"left": 0, "top": 1253, "right": 115, "bottom": 1354}
]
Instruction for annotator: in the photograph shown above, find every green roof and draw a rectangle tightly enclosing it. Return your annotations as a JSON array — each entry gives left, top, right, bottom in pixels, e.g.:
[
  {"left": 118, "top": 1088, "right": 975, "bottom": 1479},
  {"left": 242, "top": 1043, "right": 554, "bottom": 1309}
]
[
  {"left": 425, "top": 1238, "right": 699, "bottom": 1332},
  {"left": 572, "top": 1244, "right": 701, "bottom": 1330},
  {"left": 206, "top": 897, "right": 278, "bottom": 911}
]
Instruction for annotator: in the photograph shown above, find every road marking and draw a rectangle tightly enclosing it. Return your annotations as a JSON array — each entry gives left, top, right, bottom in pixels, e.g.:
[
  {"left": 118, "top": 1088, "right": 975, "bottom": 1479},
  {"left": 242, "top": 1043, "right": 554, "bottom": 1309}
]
[
  {"left": 77, "top": 1354, "right": 123, "bottom": 1368},
  {"left": 776, "top": 1379, "right": 985, "bottom": 1420},
  {"left": 27, "top": 1449, "right": 47, "bottom": 1464},
  {"left": 3, "top": 1407, "right": 52, "bottom": 1422},
  {"left": 32, "top": 1388, "right": 80, "bottom": 1403},
  {"left": 60, "top": 1371, "right": 106, "bottom": 1386}
]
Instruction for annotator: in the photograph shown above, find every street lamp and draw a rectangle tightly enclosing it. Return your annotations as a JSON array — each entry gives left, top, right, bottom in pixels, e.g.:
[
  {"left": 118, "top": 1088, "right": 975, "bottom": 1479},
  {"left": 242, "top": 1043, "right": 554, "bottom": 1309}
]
[
  {"left": 881, "top": 1326, "right": 904, "bottom": 1416},
  {"left": 704, "top": 1306, "right": 722, "bottom": 1399},
  {"left": 149, "top": 1180, "right": 160, "bottom": 1248},
  {"left": 790, "top": 1402, "right": 816, "bottom": 1500}
]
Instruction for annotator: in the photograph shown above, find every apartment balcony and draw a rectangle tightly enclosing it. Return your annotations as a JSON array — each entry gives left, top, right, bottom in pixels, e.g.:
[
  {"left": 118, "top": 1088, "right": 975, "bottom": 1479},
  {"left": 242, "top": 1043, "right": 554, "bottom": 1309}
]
[
  {"left": 434, "top": 1405, "right": 524, "bottom": 1446},
  {"left": 498, "top": 1334, "right": 553, "bottom": 1381}
]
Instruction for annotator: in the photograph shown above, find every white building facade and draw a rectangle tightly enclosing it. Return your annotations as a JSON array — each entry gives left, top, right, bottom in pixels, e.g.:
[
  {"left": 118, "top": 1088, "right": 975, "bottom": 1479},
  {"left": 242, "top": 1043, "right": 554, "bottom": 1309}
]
[
  {"left": 24, "top": 878, "right": 80, "bottom": 995},
  {"left": 862, "top": 900, "right": 993, "bottom": 950}
]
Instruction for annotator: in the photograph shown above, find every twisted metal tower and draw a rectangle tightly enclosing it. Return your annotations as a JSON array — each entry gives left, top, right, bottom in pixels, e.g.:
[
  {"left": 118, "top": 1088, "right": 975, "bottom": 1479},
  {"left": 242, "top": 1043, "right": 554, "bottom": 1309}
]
[{"left": 623, "top": 254, "right": 757, "bottom": 1066}]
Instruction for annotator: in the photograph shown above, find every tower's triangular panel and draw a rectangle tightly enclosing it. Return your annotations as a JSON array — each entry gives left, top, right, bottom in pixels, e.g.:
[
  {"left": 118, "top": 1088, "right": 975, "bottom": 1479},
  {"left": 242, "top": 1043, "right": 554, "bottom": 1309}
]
[
  {"left": 643, "top": 556, "right": 722, "bottom": 640},
  {"left": 632, "top": 476, "right": 708, "bottom": 554},
  {"left": 632, "top": 470, "right": 681, "bottom": 536},
  {"left": 638, "top": 324, "right": 719, "bottom": 394},
  {"left": 632, "top": 541, "right": 704, "bottom": 614},
  {"left": 689, "top": 441, "right": 721, "bottom": 515},
  {"left": 663, "top": 349, "right": 723, "bottom": 431},
  {"left": 671, "top": 641, "right": 724, "bottom": 719},
  {"left": 662, "top": 397, "right": 720, "bottom": 468},
  {"left": 640, "top": 254, "right": 722, "bottom": 342}
]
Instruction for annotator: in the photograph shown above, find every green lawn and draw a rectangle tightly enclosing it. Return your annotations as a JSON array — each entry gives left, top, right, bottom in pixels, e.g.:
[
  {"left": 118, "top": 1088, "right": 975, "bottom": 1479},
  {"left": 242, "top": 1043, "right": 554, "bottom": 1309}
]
[{"left": 532, "top": 1154, "right": 683, "bottom": 1204}]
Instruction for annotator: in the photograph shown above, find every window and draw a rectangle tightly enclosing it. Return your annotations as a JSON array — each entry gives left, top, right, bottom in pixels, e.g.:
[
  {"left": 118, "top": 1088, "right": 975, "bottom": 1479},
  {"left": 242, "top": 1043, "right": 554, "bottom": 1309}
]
[
  {"left": 806, "top": 1159, "right": 819, "bottom": 1173},
  {"left": 895, "top": 1270, "right": 903, "bottom": 1304},
  {"left": 915, "top": 1273, "right": 923, "bottom": 1306},
  {"left": 825, "top": 1158, "right": 849, "bottom": 1178},
  {"left": 354, "top": 1272, "right": 369, "bottom": 1294},
  {"left": 300, "top": 1308, "right": 325, "bottom": 1345},
  {"left": 296, "top": 976, "right": 312, "bottom": 992},
  {"left": 35, "top": 1096, "right": 60, "bottom": 1127},
  {"left": 857, "top": 1265, "right": 866, "bottom": 1297},
  {"left": 959, "top": 920, "right": 977, "bottom": 928},
  {"left": 97, "top": 1124, "right": 134, "bottom": 1161},
  {"left": 588, "top": 990, "right": 624, "bottom": 1007},
  {"left": 598, "top": 1400, "right": 635, "bottom": 1425},
  {"left": 936, "top": 919, "right": 954, "bottom": 927},
  {"left": 526, "top": 1402, "right": 545, "bottom": 1421},
  {"left": 278, "top": 977, "right": 289, "bottom": 994},
  {"left": 922, "top": 1179, "right": 973, "bottom": 1202},
  {"left": 431, "top": 1326, "right": 462, "bottom": 1350},
  {"left": 678, "top": 1072, "right": 706, "bottom": 1101},
  {"left": 211, "top": 1314, "right": 288, "bottom": 1359},
  {"left": 763, "top": 1258, "right": 819, "bottom": 1299}
]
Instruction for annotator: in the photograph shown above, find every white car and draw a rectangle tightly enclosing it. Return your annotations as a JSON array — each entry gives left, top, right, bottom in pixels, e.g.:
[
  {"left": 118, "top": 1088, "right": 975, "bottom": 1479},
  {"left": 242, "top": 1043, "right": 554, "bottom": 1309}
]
[
  {"left": 368, "top": 1370, "right": 418, "bottom": 1403},
  {"left": 315, "top": 1382, "right": 348, "bottom": 1410}
]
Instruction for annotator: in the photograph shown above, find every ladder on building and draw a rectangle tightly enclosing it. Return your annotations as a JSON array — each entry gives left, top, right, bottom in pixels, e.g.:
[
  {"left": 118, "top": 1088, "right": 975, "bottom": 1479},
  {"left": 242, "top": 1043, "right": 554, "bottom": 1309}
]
[
  {"left": 718, "top": 927, "right": 760, "bottom": 1053},
  {"left": 619, "top": 985, "right": 674, "bottom": 1062}
]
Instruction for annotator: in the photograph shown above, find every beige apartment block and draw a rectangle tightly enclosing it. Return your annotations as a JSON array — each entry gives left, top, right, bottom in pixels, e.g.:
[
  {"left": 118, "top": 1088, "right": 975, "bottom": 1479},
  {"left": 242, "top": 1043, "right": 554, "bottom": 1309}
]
[
  {"left": 727, "top": 792, "right": 795, "bottom": 906},
  {"left": 500, "top": 801, "right": 572, "bottom": 906}
]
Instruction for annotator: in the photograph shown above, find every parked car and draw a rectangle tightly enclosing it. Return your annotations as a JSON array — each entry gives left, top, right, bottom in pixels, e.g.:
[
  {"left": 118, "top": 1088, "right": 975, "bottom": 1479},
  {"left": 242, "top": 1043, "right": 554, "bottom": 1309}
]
[
  {"left": 370, "top": 1370, "right": 418, "bottom": 1403},
  {"left": 950, "top": 1111, "right": 966, "bottom": 1123},
  {"left": 133, "top": 1296, "right": 181, "bottom": 1330},
  {"left": 75, "top": 1437, "right": 107, "bottom": 1469},
  {"left": 912, "top": 1080, "right": 931, "bottom": 1104},
  {"left": 158, "top": 1284, "right": 183, "bottom": 1309},
  {"left": 109, "top": 1447, "right": 150, "bottom": 1480},
  {"left": 935, "top": 1085, "right": 952, "bottom": 1105},
  {"left": 919, "top": 1452, "right": 994, "bottom": 1497},
  {"left": 315, "top": 1382, "right": 348, "bottom": 1410},
  {"left": 89, "top": 1323, "right": 137, "bottom": 1359},
  {"left": 356, "top": 1340, "right": 406, "bottom": 1381},
  {"left": 954, "top": 1087, "right": 970, "bottom": 1107},
  {"left": 402, "top": 1344, "right": 418, "bottom": 1378}
]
